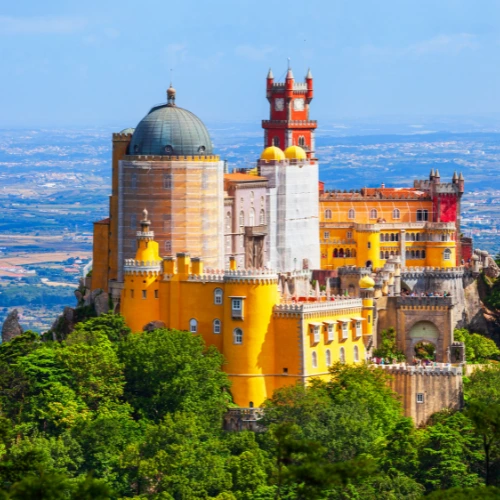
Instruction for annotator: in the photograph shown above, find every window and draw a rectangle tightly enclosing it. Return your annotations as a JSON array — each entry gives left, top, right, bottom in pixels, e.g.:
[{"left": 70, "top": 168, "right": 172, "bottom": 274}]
[
  {"left": 163, "top": 174, "right": 172, "bottom": 189},
  {"left": 225, "top": 211, "right": 231, "bottom": 231},
  {"left": 416, "top": 250, "right": 421, "bottom": 259},
  {"left": 347, "top": 231, "right": 352, "bottom": 239},
  {"left": 355, "top": 321, "right": 362, "bottom": 337},
  {"left": 214, "top": 288, "right": 223, "bottom": 305},
  {"left": 333, "top": 249, "right": 338, "bottom": 258},
  {"left": 380, "top": 251, "right": 384, "bottom": 260},
  {"left": 130, "top": 214, "right": 137, "bottom": 229},
  {"left": 250, "top": 190, "right": 254, "bottom": 201},
  {"left": 416, "top": 233, "right": 421, "bottom": 242},
  {"left": 441, "top": 233, "right": 447, "bottom": 242},
  {"left": 324, "top": 231, "right": 330, "bottom": 239},
  {"left": 341, "top": 322, "right": 348, "bottom": 339},
  {"left": 354, "top": 345, "right": 359, "bottom": 362},
  {"left": 142, "top": 290, "right": 147, "bottom": 299},
  {"left": 339, "top": 347, "right": 346, "bottom": 364},
  {"left": 380, "top": 234, "right": 384, "bottom": 242},
  {"left": 154, "top": 290, "right": 158, "bottom": 299},
  {"left": 393, "top": 208, "right": 400, "bottom": 219},
  {"left": 417, "top": 209, "right": 429, "bottom": 222},
  {"left": 233, "top": 328, "right": 243, "bottom": 344},
  {"left": 422, "top": 250, "right": 426, "bottom": 259},
  {"left": 232, "top": 298, "right": 243, "bottom": 319},
  {"left": 189, "top": 319, "right": 198, "bottom": 333},
  {"left": 325, "top": 209, "right": 332, "bottom": 220},
  {"left": 369, "top": 209, "right": 377, "bottom": 219},
  {"left": 326, "top": 349, "right": 332, "bottom": 366},
  {"left": 131, "top": 173, "right": 137, "bottom": 189},
  {"left": 367, "top": 242, "right": 371, "bottom": 249},
  {"left": 345, "top": 249, "right": 351, "bottom": 257},
  {"left": 213, "top": 319, "right": 221, "bottom": 334},
  {"left": 312, "top": 351, "right": 317, "bottom": 368},
  {"left": 239, "top": 211, "right": 245, "bottom": 227},
  {"left": 417, "top": 393, "right": 424, "bottom": 404},
  {"left": 259, "top": 209, "right": 265, "bottom": 225},
  {"left": 444, "top": 249, "right": 451, "bottom": 261},
  {"left": 249, "top": 208, "right": 255, "bottom": 226},
  {"left": 411, "top": 233, "right": 415, "bottom": 242},
  {"left": 385, "top": 251, "right": 389, "bottom": 259},
  {"left": 164, "top": 240, "right": 172, "bottom": 253},
  {"left": 312, "top": 325, "right": 320, "bottom": 343},
  {"left": 130, "top": 289, "right": 134, "bottom": 298},
  {"left": 326, "top": 323, "right": 334, "bottom": 342},
  {"left": 298, "top": 136, "right": 306, "bottom": 147},
  {"left": 390, "top": 233, "right": 395, "bottom": 242},
  {"left": 273, "top": 136, "right": 280, "bottom": 147},
  {"left": 348, "top": 209, "right": 355, "bottom": 219}
]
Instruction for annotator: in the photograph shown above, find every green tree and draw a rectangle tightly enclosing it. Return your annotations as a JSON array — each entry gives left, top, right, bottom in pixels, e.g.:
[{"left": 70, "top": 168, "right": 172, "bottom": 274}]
[
  {"left": 118, "top": 328, "right": 231, "bottom": 422},
  {"left": 454, "top": 328, "right": 500, "bottom": 363},
  {"left": 372, "top": 327, "right": 406, "bottom": 362}
]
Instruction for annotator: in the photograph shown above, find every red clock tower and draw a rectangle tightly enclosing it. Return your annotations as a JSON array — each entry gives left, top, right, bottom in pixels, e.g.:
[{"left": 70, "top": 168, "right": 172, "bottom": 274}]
[{"left": 262, "top": 66, "right": 317, "bottom": 158}]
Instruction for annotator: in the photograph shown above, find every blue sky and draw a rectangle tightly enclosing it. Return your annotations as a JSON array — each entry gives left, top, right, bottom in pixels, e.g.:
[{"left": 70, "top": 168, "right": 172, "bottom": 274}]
[{"left": 1, "top": 0, "right": 500, "bottom": 127}]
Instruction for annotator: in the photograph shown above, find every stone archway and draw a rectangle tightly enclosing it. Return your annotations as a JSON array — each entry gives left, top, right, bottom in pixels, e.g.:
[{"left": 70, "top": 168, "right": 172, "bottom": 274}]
[{"left": 408, "top": 320, "right": 440, "bottom": 362}]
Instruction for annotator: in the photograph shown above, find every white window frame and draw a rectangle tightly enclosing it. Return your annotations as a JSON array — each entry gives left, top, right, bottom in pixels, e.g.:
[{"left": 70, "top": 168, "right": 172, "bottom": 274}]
[
  {"left": 259, "top": 209, "right": 265, "bottom": 225},
  {"left": 327, "top": 323, "right": 334, "bottom": 342},
  {"left": 231, "top": 297, "right": 244, "bottom": 319},
  {"left": 369, "top": 209, "right": 378, "bottom": 219},
  {"left": 392, "top": 208, "right": 400, "bottom": 219},
  {"left": 213, "top": 319, "right": 221, "bottom": 334},
  {"left": 189, "top": 318, "right": 198, "bottom": 334},
  {"left": 142, "top": 290, "right": 147, "bottom": 299},
  {"left": 417, "top": 393, "right": 424, "bottom": 404},
  {"left": 312, "top": 325, "right": 320, "bottom": 344},
  {"left": 312, "top": 351, "right": 318, "bottom": 368},
  {"left": 339, "top": 347, "right": 346, "bottom": 364},
  {"left": 341, "top": 322, "right": 349, "bottom": 340},
  {"left": 233, "top": 328, "right": 243, "bottom": 344},
  {"left": 354, "top": 345, "right": 359, "bottom": 362},
  {"left": 326, "top": 349, "right": 332, "bottom": 366},
  {"left": 346, "top": 231, "right": 352, "bottom": 239},
  {"left": 444, "top": 249, "right": 451, "bottom": 261},
  {"left": 325, "top": 209, "right": 332, "bottom": 220},
  {"left": 324, "top": 231, "right": 330, "bottom": 240},
  {"left": 214, "top": 288, "right": 223, "bottom": 305},
  {"left": 355, "top": 321, "right": 362, "bottom": 337},
  {"left": 348, "top": 209, "right": 355, "bottom": 220}
]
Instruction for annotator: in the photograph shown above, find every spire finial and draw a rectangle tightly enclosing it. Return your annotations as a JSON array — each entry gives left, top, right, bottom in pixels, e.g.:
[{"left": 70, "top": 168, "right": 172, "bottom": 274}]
[
  {"left": 267, "top": 67, "right": 274, "bottom": 79},
  {"left": 167, "top": 74, "right": 176, "bottom": 107},
  {"left": 287, "top": 57, "right": 291, "bottom": 70},
  {"left": 142, "top": 208, "right": 148, "bottom": 222},
  {"left": 306, "top": 68, "right": 313, "bottom": 79}
]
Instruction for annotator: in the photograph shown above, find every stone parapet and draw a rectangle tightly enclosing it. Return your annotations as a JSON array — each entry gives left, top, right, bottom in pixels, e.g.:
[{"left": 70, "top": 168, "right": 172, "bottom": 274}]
[
  {"left": 397, "top": 296, "right": 453, "bottom": 307},
  {"left": 224, "top": 407, "right": 264, "bottom": 432},
  {"left": 274, "top": 297, "right": 362, "bottom": 315},
  {"left": 379, "top": 363, "right": 462, "bottom": 376}
]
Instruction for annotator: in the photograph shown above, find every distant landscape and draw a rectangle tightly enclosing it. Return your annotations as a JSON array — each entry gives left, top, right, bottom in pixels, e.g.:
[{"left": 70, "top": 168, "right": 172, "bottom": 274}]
[{"left": 1, "top": 121, "right": 499, "bottom": 331}]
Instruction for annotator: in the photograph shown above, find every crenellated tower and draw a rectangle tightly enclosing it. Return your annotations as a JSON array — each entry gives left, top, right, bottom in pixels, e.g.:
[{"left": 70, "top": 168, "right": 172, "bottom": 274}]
[{"left": 263, "top": 66, "right": 317, "bottom": 158}]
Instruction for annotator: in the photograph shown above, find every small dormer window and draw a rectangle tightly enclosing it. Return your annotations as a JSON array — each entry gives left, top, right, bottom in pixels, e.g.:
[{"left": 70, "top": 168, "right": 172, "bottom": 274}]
[
  {"left": 164, "top": 145, "right": 174, "bottom": 154},
  {"left": 198, "top": 145, "right": 206, "bottom": 154}
]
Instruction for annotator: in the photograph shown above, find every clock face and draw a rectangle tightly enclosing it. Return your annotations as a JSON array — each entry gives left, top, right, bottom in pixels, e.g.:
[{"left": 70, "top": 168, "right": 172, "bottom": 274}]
[
  {"left": 293, "top": 98, "right": 305, "bottom": 111},
  {"left": 274, "top": 98, "right": 284, "bottom": 111}
]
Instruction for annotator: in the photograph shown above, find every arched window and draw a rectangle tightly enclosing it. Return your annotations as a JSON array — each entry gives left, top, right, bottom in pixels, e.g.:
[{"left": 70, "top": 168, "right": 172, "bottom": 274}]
[
  {"left": 422, "top": 250, "right": 426, "bottom": 259},
  {"left": 273, "top": 136, "right": 280, "bottom": 147},
  {"left": 406, "top": 233, "right": 410, "bottom": 241},
  {"left": 395, "top": 233, "right": 399, "bottom": 242},
  {"left": 444, "top": 249, "right": 451, "bottom": 261},
  {"left": 411, "top": 233, "right": 416, "bottom": 242},
  {"left": 339, "top": 347, "right": 346, "bottom": 364},
  {"left": 390, "top": 251, "right": 395, "bottom": 257},
  {"left": 411, "top": 250, "right": 415, "bottom": 258},
  {"left": 326, "top": 349, "right": 331, "bottom": 366},
  {"left": 189, "top": 319, "right": 198, "bottom": 334},
  {"left": 225, "top": 211, "right": 231, "bottom": 231},
  {"left": 380, "top": 233, "right": 384, "bottom": 242},
  {"left": 345, "top": 249, "right": 351, "bottom": 258},
  {"left": 390, "top": 233, "right": 395, "bottom": 242},
  {"left": 380, "top": 251, "right": 384, "bottom": 259},
  {"left": 312, "top": 351, "right": 317, "bottom": 368},
  {"left": 214, "top": 288, "right": 223, "bottom": 305},
  {"left": 416, "top": 250, "right": 420, "bottom": 258},
  {"left": 441, "top": 233, "right": 447, "bottom": 242},
  {"left": 348, "top": 209, "right": 355, "bottom": 219},
  {"left": 325, "top": 209, "right": 332, "bottom": 220},
  {"left": 213, "top": 319, "right": 221, "bottom": 334},
  {"left": 259, "top": 209, "right": 265, "bottom": 225},
  {"left": 369, "top": 209, "right": 377, "bottom": 219},
  {"left": 163, "top": 174, "right": 172, "bottom": 189},
  {"left": 406, "top": 250, "right": 410, "bottom": 259},
  {"left": 416, "top": 233, "right": 421, "bottom": 242},
  {"left": 249, "top": 208, "right": 255, "bottom": 226},
  {"left": 385, "top": 234, "right": 390, "bottom": 242},
  {"left": 339, "top": 248, "right": 345, "bottom": 258},
  {"left": 351, "top": 249, "right": 356, "bottom": 258},
  {"left": 239, "top": 211, "right": 245, "bottom": 227},
  {"left": 233, "top": 328, "right": 243, "bottom": 344},
  {"left": 333, "top": 249, "right": 338, "bottom": 258},
  {"left": 354, "top": 345, "right": 359, "bottom": 362},
  {"left": 298, "top": 136, "right": 306, "bottom": 147},
  {"left": 385, "top": 251, "right": 389, "bottom": 259},
  {"left": 393, "top": 208, "right": 400, "bottom": 219}
]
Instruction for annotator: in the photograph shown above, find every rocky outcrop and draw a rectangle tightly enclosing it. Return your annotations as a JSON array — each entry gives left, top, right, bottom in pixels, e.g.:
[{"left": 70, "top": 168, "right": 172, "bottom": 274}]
[{"left": 1, "top": 309, "right": 23, "bottom": 343}]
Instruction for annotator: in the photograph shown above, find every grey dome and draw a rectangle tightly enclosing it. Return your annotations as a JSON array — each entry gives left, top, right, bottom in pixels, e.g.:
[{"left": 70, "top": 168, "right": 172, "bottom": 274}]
[{"left": 129, "top": 104, "right": 213, "bottom": 156}]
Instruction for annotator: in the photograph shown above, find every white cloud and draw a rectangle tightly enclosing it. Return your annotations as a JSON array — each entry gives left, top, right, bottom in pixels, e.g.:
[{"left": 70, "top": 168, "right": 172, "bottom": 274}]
[
  {"left": 0, "top": 16, "right": 87, "bottom": 35},
  {"left": 235, "top": 45, "right": 274, "bottom": 61}
]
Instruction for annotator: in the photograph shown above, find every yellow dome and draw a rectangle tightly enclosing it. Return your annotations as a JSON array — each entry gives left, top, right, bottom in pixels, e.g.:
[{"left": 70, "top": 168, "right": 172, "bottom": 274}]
[
  {"left": 284, "top": 145, "right": 307, "bottom": 160},
  {"left": 260, "top": 146, "right": 285, "bottom": 161},
  {"left": 359, "top": 275, "right": 375, "bottom": 289}
]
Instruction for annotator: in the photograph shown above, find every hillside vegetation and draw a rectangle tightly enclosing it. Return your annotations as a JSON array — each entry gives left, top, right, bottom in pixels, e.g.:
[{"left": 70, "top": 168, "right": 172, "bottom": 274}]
[{"left": 0, "top": 315, "right": 498, "bottom": 498}]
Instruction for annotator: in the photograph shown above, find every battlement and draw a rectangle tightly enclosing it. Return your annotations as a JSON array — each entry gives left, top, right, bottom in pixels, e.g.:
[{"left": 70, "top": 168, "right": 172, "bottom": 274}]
[
  {"left": 397, "top": 295, "right": 453, "bottom": 307},
  {"left": 262, "top": 120, "right": 317, "bottom": 127},
  {"left": 124, "top": 154, "right": 220, "bottom": 162},
  {"left": 124, "top": 259, "right": 162, "bottom": 274},
  {"left": 274, "top": 297, "right": 362, "bottom": 315},
  {"left": 337, "top": 266, "right": 371, "bottom": 276},
  {"left": 112, "top": 133, "right": 133, "bottom": 140},
  {"left": 379, "top": 363, "right": 462, "bottom": 376}
]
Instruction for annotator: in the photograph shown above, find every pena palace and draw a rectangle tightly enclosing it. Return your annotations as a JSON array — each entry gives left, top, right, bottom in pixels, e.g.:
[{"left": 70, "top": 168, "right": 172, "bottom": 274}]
[{"left": 89, "top": 67, "right": 470, "bottom": 411}]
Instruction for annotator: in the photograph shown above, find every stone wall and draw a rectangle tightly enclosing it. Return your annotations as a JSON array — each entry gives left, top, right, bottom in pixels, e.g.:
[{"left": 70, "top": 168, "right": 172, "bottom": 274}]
[{"left": 382, "top": 365, "right": 463, "bottom": 426}]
